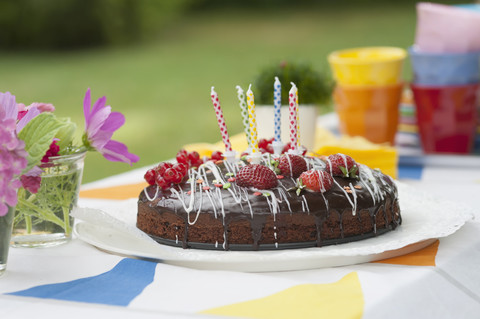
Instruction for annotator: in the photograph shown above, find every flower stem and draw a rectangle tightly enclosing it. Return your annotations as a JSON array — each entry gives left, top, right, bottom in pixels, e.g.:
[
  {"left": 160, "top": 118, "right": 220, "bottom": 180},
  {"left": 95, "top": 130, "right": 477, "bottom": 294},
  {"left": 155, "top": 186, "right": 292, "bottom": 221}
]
[
  {"left": 25, "top": 215, "right": 32, "bottom": 234},
  {"left": 62, "top": 206, "right": 71, "bottom": 236}
]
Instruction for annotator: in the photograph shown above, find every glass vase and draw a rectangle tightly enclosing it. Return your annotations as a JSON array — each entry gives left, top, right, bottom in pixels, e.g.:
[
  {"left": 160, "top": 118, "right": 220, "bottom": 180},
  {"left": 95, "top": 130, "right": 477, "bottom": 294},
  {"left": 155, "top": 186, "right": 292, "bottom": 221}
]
[
  {"left": 0, "top": 205, "right": 15, "bottom": 277},
  {"left": 11, "top": 151, "right": 86, "bottom": 248}
]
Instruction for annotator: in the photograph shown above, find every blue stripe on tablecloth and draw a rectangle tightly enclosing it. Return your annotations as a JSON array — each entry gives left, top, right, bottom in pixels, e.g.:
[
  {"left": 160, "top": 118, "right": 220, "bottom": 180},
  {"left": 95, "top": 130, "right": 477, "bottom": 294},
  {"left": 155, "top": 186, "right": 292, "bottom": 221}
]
[
  {"left": 398, "top": 165, "right": 424, "bottom": 180},
  {"left": 7, "top": 258, "right": 156, "bottom": 306}
]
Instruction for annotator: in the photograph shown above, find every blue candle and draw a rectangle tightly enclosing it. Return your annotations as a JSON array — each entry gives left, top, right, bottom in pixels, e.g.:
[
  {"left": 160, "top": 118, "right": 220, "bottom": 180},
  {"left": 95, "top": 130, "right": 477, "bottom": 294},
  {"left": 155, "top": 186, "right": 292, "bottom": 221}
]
[{"left": 273, "top": 76, "right": 282, "bottom": 142}]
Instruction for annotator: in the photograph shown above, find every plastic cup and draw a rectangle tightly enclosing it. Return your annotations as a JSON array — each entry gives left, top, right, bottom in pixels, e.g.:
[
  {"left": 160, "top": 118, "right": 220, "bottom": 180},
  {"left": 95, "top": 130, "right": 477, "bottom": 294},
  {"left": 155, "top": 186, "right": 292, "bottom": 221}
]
[
  {"left": 333, "top": 83, "right": 404, "bottom": 145},
  {"left": 409, "top": 46, "right": 480, "bottom": 85},
  {"left": 411, "top": 83, "right": 479, "bottom": 154},
  {"left": 415, "top": 2, "right": 480, "bottom": 53},
  {"left": 328, "top": 47, "right": 406, "bottom": 85}
]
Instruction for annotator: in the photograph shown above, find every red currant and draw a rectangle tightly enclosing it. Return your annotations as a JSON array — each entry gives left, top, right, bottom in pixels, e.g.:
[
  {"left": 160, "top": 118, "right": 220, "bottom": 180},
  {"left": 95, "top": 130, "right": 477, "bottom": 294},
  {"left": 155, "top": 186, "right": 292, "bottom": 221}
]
[
  {"left": 176, "top": 153, "right": 189, "bottom": 166},
  {"left": 210, "top": 151, "right": 223, "bottom": 161},
  {"left": 188, "top": 151, "right": 200, "bottom": 162},
  {"left": 177, "top": 149, "right": 188, "bottom": 157},
  {"left": 155, "top": 176, "right": 170, "bottom": 190},
  {"left": 258, "top": 138, "right": 269, "bottom": 150},
  {"left": 282, "top": 143, "right": 291, "bottom": 154},
  {"left": 144, "top": 169, "right": 157, "bottom": 185},
  {"left": 156, "top": 162, "right": 173, "bottom": 176},
  {"left": 164, "top": 168, "right": 183, "bottom": 184},
  {"left": 173, "top": 163, "right": 188, "bottom": 177}
]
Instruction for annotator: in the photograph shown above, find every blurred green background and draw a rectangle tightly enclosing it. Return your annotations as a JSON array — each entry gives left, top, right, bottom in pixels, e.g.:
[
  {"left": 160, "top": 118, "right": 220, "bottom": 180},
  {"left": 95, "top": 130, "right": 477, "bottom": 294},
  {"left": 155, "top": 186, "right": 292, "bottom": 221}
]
[{"left": 0, "top": 0, "right": 461, "bottom": 183}]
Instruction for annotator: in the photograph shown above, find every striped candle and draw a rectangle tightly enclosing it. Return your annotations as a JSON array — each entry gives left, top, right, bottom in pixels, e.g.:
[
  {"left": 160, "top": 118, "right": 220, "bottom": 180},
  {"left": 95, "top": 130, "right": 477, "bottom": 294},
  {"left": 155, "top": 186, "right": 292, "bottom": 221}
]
[
  {"left": 273, "top": 77, "right": 282, "bottom": 142},
  {"left": 294, "top": 83, "right": 301, "bottom": 148},
  {"left": 246, "top": 84, "right": 259, "bottom": 154},
  {"left": 288, "top": 83, "right": 298, "bottom": 151},
  {"left": 235, "top": 85, "right": 251, "bottom": 148},
  {"left": 210, "top": 87, "right": 232, "bottom": 152}
]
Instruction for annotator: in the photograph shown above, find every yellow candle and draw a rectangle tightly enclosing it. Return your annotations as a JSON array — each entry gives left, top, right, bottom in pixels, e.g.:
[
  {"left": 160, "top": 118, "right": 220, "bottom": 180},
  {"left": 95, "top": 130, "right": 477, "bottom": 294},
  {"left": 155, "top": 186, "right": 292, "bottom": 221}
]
[{"left": 246, "top": 84, "right": 259, "bottom": 154}]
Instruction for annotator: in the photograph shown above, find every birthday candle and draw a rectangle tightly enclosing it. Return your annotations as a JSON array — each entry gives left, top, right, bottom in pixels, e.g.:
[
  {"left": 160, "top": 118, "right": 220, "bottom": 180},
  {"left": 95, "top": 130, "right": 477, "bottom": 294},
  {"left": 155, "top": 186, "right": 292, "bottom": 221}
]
[
  {"left": 210, "top": 87, "right": 232, "bottom": 152},
  {"left": 246, "top": 84, "right": 259, "bottom": 154},
  {"left": 288, "top": 83, "right": 298, "bottom": 151},
  {"left": 273, "top": 77, "right": 282, "bottom": 143},
  {"left": 236, "top": 85, "right": 251, "bottom": 149},
  {"left": 295, "top": 83, "right": 301, "bottom": 148}
]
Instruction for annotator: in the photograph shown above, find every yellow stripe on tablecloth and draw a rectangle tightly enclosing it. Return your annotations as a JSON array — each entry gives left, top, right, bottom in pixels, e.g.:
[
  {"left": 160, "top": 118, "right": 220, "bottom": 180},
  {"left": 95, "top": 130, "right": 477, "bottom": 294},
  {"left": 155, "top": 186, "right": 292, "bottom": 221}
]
[
  {"left": 200, "top": 272, "right": 364, "bottom": 319},
  {"left": 373, "top": 240, "right": 439, "bottom": 266},
  {"left": 79, "top": 182, "right": 148, "bottom": 200}
]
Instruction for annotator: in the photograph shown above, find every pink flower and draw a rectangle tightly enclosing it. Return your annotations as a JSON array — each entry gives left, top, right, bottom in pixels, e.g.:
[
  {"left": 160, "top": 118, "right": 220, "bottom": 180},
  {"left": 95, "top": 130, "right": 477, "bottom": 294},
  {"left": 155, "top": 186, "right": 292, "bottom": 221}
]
[
  {"left": 29, "top": 102, "right": 55, "bottom": 113},
  {"left": 0, "top": 116, "right": 28, "bottom": 216},
  {"left": 16, "top": 101, "right": 54, "bottom": 131},
  {"left": 41, "top": 140, "right": 60, "bottom": 163},
  {"left": 83, "top": 88, "right": 139, "bottom": 165}
]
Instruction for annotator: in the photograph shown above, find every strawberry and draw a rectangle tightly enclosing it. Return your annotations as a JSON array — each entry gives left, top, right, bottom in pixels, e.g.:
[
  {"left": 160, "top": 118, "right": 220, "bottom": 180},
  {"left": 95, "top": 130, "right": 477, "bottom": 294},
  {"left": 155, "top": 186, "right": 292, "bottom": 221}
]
[
  {"left": 277, "top": 154, "right": 307, "bottom": 178},
  {"left": 236, "top": 164, "right": 278, "bottom": 189},
  {"left": 298, "top": 169, "right": 333, "bottom": 193},
  {"left": 325, "top": 153, "right": 358, "bottom": 178}
]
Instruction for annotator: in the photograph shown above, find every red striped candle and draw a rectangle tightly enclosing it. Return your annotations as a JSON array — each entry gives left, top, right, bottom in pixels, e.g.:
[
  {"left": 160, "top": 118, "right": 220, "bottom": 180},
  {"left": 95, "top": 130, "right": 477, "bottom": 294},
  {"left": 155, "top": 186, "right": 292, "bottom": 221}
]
[
  {"left": 288, "top": 83, "right": 298, "bottom": 152},
  {"left": 211, "top": 87, "right": 232, "bottom": 152}
]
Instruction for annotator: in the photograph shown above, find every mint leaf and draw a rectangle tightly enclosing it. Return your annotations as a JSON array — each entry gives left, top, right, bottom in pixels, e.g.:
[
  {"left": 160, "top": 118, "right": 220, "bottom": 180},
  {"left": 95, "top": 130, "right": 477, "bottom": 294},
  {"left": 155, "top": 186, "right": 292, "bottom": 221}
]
[
  {"left": 18, "top": 112, "right": 65, "bottom": 173},
  {"left": 55, "top": 117, "right": 77, "bottom": 151}
]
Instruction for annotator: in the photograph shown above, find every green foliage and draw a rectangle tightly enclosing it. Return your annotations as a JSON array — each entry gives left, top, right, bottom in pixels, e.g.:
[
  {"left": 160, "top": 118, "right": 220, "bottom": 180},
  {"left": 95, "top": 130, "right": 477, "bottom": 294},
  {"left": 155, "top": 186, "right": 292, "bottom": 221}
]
[
  {"left": 0, "top": 0, "right": 191, "bottom": 50},
  {"left": 17, "top": 113, "right": 69, "bottom": 173},
  {"left": 55, "top": 118, "right": 77, "bottom": 152},
  {"left": 253, "top": 61, "right": 333, "bottom": 106}
]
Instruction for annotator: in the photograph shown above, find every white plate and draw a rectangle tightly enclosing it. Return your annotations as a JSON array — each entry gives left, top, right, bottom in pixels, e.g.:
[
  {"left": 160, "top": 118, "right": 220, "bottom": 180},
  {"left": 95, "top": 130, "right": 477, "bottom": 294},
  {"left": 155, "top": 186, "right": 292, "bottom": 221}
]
[{"left": 74, "top": 183, "right": 474, "bottom": 272}]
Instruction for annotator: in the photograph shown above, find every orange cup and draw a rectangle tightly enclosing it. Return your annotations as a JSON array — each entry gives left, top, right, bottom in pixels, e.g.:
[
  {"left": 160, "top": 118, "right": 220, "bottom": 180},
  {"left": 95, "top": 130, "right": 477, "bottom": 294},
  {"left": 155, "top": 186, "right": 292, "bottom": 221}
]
[{"left": 333, "top": 83, "right": 403, "bottom": 145}]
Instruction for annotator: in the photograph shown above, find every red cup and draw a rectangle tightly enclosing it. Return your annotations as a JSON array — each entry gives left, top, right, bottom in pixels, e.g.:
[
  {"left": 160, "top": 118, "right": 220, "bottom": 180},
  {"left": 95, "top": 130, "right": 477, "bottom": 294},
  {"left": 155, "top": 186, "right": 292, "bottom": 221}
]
[{"left": 411, "top": 83, "right": 479, "bottom": 153}]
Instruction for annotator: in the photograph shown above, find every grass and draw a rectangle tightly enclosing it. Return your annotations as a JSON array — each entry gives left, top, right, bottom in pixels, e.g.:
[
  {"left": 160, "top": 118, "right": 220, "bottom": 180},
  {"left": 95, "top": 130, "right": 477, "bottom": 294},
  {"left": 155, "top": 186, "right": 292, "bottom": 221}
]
[{"left": 0, "top": 3, "right": 438, "bottom": 183}]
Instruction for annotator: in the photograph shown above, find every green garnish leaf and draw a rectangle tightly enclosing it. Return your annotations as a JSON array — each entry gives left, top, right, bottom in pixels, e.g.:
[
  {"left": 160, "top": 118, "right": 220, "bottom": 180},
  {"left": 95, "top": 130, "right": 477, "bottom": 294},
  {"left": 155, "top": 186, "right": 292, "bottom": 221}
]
[
  {"left": 296, "top": 188, "right": 303, "bottom": 196},
  {"left": 225, "top": 172, "right": 234, "bottom": 177},
  {"left": 223, "top": 182, "right": 231, "bottom": 189},
  {"left": 349, "top": 165, "right": 359, "bottom": 179},
  {"left": 18, "top": 113, "right": 65, "bottom": 173},
  {"left": 263, "top": 192, "right": 271, "bottom": 197}
]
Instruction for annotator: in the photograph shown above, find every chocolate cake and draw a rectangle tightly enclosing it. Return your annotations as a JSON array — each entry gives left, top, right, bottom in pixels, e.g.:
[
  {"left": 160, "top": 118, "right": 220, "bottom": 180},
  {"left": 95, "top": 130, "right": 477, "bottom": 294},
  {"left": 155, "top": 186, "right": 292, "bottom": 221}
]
[{"left": 137, "top": 151, "right": 401, "bottom": 251}]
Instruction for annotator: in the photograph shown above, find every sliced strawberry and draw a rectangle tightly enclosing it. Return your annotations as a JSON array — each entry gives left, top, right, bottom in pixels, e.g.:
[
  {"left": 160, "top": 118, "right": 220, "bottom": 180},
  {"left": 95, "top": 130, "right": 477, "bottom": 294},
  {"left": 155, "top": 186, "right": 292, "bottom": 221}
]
[
  {"left": 236, "top": 164, "right": 278, "bottom": 189},
  {"left": 277, "top": 154, "right": 307, "bottom": 178},
  {"left": 325, "top": 153, "right": 358, "bottom": 178},
  {"left": 298, "top": 169, "right": 333, "bottom": 193}
]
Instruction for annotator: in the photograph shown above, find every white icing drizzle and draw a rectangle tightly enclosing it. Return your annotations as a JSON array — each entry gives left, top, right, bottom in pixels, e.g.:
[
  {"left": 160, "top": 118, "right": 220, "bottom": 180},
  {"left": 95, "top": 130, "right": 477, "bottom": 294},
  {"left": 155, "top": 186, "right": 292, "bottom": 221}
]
[
  {"left": 276, "top": 188, "right": 293, "bottom": 212},
  {"left": 349, "top": 182, "right": 358, "bottom": 216},
  {"left": 143, "top": 186, "right": 159, "bottom": 201},
  {"left": 259, "top": 189, "right": 280, "bottom": 218},
  {"left": 359, "top": 164, "right": 384, "bottom": 203},
  {"left": 302, "top": 195, "right": 310, "bottom": 213},
  {"left": 332, "top": 178, "right": 356, "bottom": 211},
  {"left": 321, "top": 192, "right": 329, "bottom": 211},
  {"left": 222, "top": 231, "right": 226, "bottom": 250}
]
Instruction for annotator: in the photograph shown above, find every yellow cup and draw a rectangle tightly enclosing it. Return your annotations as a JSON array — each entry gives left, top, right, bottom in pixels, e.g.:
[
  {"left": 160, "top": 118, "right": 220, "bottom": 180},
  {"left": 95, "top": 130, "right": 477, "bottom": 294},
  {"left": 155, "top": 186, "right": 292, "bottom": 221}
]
[{"left": 328, "top": 47, "right": 407, "bottom": 85}]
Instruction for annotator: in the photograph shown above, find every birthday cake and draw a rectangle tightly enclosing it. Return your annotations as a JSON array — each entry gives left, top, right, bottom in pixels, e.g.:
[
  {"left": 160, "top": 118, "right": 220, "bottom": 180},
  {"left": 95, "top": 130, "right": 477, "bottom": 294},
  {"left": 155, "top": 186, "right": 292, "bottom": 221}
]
[
  {"left": 136, "top": 84, "right": 401, "bottom": 250},
  {"left": 136, "top": 149, "right": 401, "bottom": 251}
]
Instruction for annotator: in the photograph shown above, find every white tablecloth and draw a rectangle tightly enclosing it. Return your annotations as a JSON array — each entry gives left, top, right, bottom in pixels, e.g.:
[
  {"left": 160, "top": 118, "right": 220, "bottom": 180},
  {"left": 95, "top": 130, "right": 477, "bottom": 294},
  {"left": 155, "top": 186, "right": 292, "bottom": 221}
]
[{"left": 1, "top": 158, "right": 480, "bottom": 319}]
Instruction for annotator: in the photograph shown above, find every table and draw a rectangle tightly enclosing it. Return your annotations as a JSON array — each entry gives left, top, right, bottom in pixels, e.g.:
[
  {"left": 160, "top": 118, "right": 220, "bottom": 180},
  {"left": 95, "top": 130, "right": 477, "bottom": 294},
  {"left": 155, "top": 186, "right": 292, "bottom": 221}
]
[{"left": 1, "top": 155, "right": 480, "bottom": 319}]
